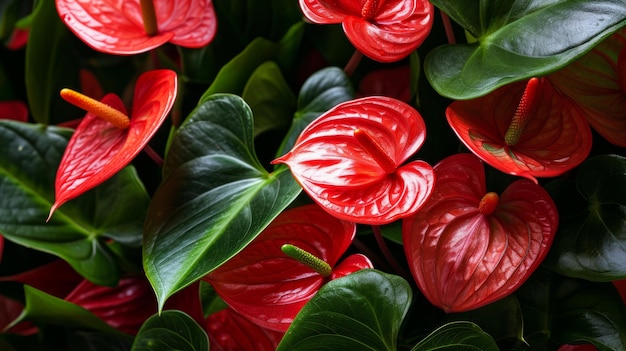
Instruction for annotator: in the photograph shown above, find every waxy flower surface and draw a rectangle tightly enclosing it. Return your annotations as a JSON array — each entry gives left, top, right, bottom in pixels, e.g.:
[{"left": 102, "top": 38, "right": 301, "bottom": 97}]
[
  {"left": 207, "top": 307, "right": 284, "bottom": 351},
  {"left": 299, "top": 0, "right": 433, "bottom": 62},
  {"left": 273, "top": 96, "right": 435, "bottom": 225},
  {"left": 403, "top": 153, "right": 558, "bottom": 313},
  {"left": 446, "top": 77, "right": 592, "bottom": 182},
  {"left": 49, "top": 69, "right": 177, "bottom": 218},
  {"left": 56, "top": 0, "right": 217, "bottom": 55},
  {"left": 204, "top": 204, "right": 372, "bottom": 332},
  {"left": 549, "top": 27, "right": 626, "bottom": 147}
]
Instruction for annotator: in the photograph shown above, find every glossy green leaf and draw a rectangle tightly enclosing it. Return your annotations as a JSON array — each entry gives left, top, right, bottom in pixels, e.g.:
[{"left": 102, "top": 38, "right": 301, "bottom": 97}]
[
  {"left": 0, "top": 121, "right": 149, "bottom": 286},
  {"left": 517, "top": 268, "right": 626, "bottom": 350},
  {"left": 143, "top": 94, "right": 302, "bottom": 309},
  {"left": 198, "top": 22, "right": 304, "bottom": 103},
  {"left": 276, "top": 269, "right": 411, "bottom": 351},
  {"left": 276, "top": 66, "right": 354, "bottom": 157},
  {"left": 425, "top": 0, "right": 626, "bottom": 99},
  {"left": 8, "top": 285, "right": 126, "bottom": 336},
  {"left": 131, "top": 311, "right": 208, "bottom": 351},
  {"left": 411, "top": 321, "right": 499, "bottom": 351},
  {"left": 25, "top": 0, "right": 79, "bottom": 124},
  {"left": 544, "top": 154, "right": 626, "bottom": 281},
  {"left": 242, "top": 61, "right": 296, "bottom": 137}
]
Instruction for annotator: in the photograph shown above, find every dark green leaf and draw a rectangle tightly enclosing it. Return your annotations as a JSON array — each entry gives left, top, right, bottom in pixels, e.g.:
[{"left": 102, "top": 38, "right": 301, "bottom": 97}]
[
  {"left": 199, "top": 281, "right": 227, "bottom": 318},
  {"left": 545, "top": 154, "right": 626, "bottom": 281},
  {"left": 276, "top": 269, "right": 411, "bottom": 351},
  {"left": 143, "top": 94, "right": 301, "bottom": 309},
  {"left": 425, "top": 0, "right": 626, "bottom": 99},
  {"left": 242, "top": 61, "right": 296, "bottom": 137},
  {"left": 131, "top": 311, "right": 208, "bottom": 351},
  {"left": 25, "top": 0, "right": 80, "bottom": 124},
  {"left": 8, "top": 285, "right": 126, "bottom": 336},
  {"left": 411, "top": 321, "right": 499, "bottom": 351},
  {"left": 0, "top": 121, "right": 149, "bottom": 286},
  {"left": 517, "top": 268, "right": 626, "bottom": 350},
  {"left": 276, "top": 66, "right": 354, "bottom": 157}
]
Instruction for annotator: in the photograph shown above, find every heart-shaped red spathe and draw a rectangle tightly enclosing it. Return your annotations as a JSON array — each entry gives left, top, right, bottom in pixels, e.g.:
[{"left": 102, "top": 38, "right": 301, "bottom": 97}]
[
  {"left": 49, "top": 69, "right": 177, "bottom": 217},
  {"left": 204, "top": 204, "right": 372, "bottom": 332},
  {"left": 548, "top": 27, "right": 626, "bottom": 147},
  {"left": 299, "top": 0, "right": 433, "bottom": 63},
  {"left": 273, "top": 96, "right": 435, "bottom": 225},
  {"left": 402, "top": 153, "right": 558, "bottom": 313},
  {"left": 206, "top": 307, "right": 285, "bottom": 351},
  {"left": 56, "top": 0, "right": 217, "bottom": 55},
  {"left": 446, "top": 78, "right": 592, "bottom": 183}
]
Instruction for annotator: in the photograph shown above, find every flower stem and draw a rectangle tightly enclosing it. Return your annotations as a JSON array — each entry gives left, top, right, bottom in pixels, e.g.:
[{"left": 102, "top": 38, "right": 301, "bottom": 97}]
[
  {"left": 354, "top": 129, "right": 396, "bottom": 174},
  {"left": 344, "top": 50, "right": 363, "bottom": 77},
  {"left": 504, "top": 77, "right": 542, "bottom": 146},
  {"left": 440, "top": 11, "right": 456, "bottom": 44},
  {"left": 281, "top": 244, "right": 332, "bottom": 277},
  {"left": 140, "top": 0, "right": 158, "bottom": 37},
  {"left": 60, "top": 89, "right": 130, "bottom": 129},
  {"left": 372, "top": 225, "right": 411, "bottom": 281}
]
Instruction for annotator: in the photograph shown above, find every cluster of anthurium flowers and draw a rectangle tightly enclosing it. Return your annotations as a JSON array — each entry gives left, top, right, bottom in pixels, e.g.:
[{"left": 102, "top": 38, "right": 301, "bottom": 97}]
[{"left": 2, "top": 0, "right": 626, "bottom": 350}]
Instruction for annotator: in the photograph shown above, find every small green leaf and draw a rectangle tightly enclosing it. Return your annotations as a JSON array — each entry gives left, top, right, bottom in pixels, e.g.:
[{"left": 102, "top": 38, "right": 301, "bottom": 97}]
[
  {"left": 276, "top": 66, "right": 354, "bottom": 157},
  {"left": 8, "top": 285, "right": 126, "bottom": 336},
  {"left": 131, "top": 311, "right": 208, "bottom": 351},
  {"left": 425, "top": 0, "right": 626, "bottom": 99},
  {"left": 0, "top": 121, "right": 148, "bottom": 286},
  {"left": 242, "top": 61, "right": 296, "bottom": 137},
  {"left": 25, "top": 0, "right": 80, "bottom": 124},
  {"left": 545, "top": 154, "right": 626, "bottom": 281},
  {"left": 144, "top": 94, "right": 301, "bottom": 309},
  {"left": 198, "top": 22, "right": 303, "bottom": 103},
  {"left": 411, "top": 321, "right": 499, "bottom": 351},
  {"left": 276, "top": 269, "right": 411, "bottom": 351}
]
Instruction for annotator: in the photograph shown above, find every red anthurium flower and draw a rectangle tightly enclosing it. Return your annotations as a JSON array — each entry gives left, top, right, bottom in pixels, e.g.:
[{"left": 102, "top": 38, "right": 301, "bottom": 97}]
[
  {"left": 446, "top": 77, "right": 592, "bottom": 183},
  {"left": 5, "top": 28, "right": 28, "bottom": 50},
  {"left": 402, "top": 153, "right": 558, "bottom": 313},
  {"left": 299, "top": 0, "right": 433, "bottom": 62},
  {"left": 48, "top": 69, "right": 177, "bottom": 219},
  {"left": 56, "top": 0, "right": 217, "bottom": 55},
  {"left": 207, "top": 307, "right": 285, "bottom": 351},
  {"left": 273, "top": 96, "right": 435, "bottom": 225},
  {"left": 0, "top": 100, "right": 29, "bottom": 122},
  {"left": 204, "top": 204, "right": 373, "bottom": 332},
  {"left": 548, "top": 27, "right": 626, "bottom": 146}
]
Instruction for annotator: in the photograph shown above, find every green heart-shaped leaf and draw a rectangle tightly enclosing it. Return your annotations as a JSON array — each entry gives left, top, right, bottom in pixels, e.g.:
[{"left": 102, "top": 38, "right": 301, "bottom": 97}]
[
  {"left": 0, "top": 121, "right": 148, "bottom": 286},
  {"left": 425, "top": 0, "right": 626, "bottom": 99},
  {"left": 544, "top": 154, "right": 626, "bottom": 281},
  {"left": 143, "top": 94, "right": 301, "bottom": 309},
  {"left": 131, "top": 311, "right": 208, "bottom": 351},
  {"left": 411, "top": 321, "right": 499, "bottom": 351},
  {"left": 276, "top": 269, "right": 411, "bottom": 351}
]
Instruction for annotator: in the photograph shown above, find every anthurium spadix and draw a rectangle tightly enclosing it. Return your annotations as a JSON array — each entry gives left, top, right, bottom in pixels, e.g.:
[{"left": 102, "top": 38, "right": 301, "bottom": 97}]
[
  {"left": 48, "top": 69, "right": 177, "bottom": 219},
  {"left": 446, "top": 77, "right": 592, "bottom": 183},
  {"left": 272, "top": 96, "right": 435, "bottom": 225},
  {"left": 56, "top": 0, "right": 217, "bottom": 55},
  {"left": 204, "top": 204, "right": 373, "bottom": 332},
  {"left": 403, "top": 153, "right": 558, "bottom": 313},
  {"left": 298, "top": 0, "right": 433, "bottom": 63},
  {"left": 548, "top": 27, "right": 626, "bottom": 147}
]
